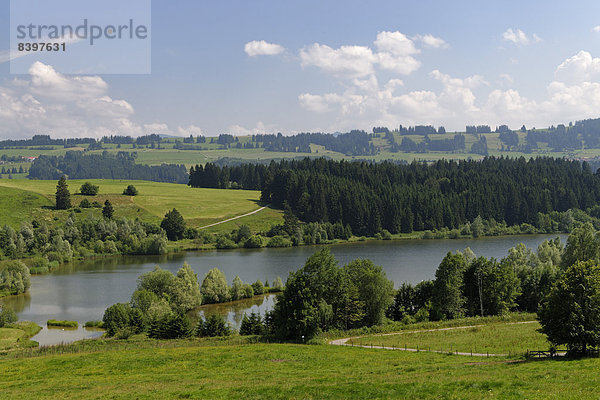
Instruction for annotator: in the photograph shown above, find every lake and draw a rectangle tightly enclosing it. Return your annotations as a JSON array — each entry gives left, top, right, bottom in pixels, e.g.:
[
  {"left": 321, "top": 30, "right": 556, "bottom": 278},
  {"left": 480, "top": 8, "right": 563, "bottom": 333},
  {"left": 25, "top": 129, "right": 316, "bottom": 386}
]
[{"left": 1, "top": 234, "right": 566, "bottom": 345}]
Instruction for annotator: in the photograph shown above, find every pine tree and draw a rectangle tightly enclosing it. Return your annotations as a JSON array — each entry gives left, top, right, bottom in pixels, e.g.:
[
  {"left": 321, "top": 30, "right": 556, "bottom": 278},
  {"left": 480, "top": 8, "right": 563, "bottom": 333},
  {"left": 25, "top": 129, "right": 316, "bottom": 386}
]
[
  {"left": 102, "top": 200, "right": 114, "bottom": 219},
  {"left": 55, "top": 176, "right": 71, "bottom": 210}
]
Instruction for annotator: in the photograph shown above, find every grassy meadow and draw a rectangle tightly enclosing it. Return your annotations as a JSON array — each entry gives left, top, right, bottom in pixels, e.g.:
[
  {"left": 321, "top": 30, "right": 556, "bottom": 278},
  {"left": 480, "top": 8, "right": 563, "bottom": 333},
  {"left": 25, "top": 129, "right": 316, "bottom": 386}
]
[
  {"left": 0, "top": 179, "right": 282, "bottom": 231},
  {"left": 349, "top": 321, "right": 549, "bottom": 356},
  {"left": 0, "top": 339, "right": 599, "bottom": 399}
]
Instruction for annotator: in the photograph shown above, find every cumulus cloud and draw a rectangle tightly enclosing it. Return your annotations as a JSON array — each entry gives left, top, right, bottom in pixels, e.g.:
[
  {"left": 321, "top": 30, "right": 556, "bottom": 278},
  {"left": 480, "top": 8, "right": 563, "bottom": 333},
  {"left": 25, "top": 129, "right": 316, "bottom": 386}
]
[
  {"left": 413, "top": 34, "right": 448, "bottom": 48},
  {"left": 300, "top": 31, "right": 445, "bottom": 78},
  {"left": 177, "top": 125, "right": 204, "bottom": 136},
  {"left": 0, "top": 61, "right": 199, "bottom": 139},
  {"left": 502, "top": 28, "right": 542, "bottom": 45},
  {"left": 593, "top": 26, "right": 600, "bottom": 32},
  {"left": 298, "top": 50, "right": 600, "bottom": 132},
  {"left": 244, "top": 40, "right": 285, "bottom": 56},
  {"left": 554, "top": 50, "right": 600, "bottom": 84}
]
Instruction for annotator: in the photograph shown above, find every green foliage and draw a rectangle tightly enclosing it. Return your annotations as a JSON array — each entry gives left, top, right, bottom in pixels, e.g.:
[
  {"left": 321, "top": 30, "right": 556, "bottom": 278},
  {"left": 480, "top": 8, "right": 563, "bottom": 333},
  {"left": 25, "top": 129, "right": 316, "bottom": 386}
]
[
  {"left": 149, "top": 312, "right": 193, "bottom": 339},
  {"left": 84, "top": 320, "right": 104, "bottom": 328},
  {"left": 215, "top": 235, "right": 237, "bottom": 249},
  {"left": 122, "top": 184, "right": 139, "bottom": 196},
  {"left": 55, "top": 176, "right": 71, "bottom": 210},
  {"left": 197, "top": 314, "right": 231, "bottom": 337},
  {"left": 272, "top": 248, "right": 392, "bottom": 340},
  {"left": 251, "top": 280, "right": 264, "bottom": 295},
  {"left": 432, "top": 252, "right": 467, "bottom": 320},
  {"left": 79, "top": 182, "right": 99, "bottom": 196},
  {"left": 102, "top": 200, "right": 114, "bottom": 219},
  {"left": 343, "top": 259, "right": 394, "bottom": 326},
  {"left": 200, "top": 268, "right": 230, "bottom": 304},
  {"left": 240, "top": 312, "right": 264, "bottom": 335},
  {"left": 267, "top": 235, "right": 292, "bottom": 248},
  {"left": 27, "top": 256, "right": 49, "bottom": 274},
  {"left": 0, "top": 306, "right": 17, "bottom": 327},
  {"left": 0, "top": 260, "right": 31, "bottom": 296},
  {"left": 560, "top": 222, "right": 600, "bottom": 269},
  {"left": 102, "top": 303, "right": 132, "bottom": 336},
  {"left": 243, "top": 235, "right": 265, "bottom": 248},
  {"left": 79, "top": 198, "right": 91, "bottom": 208},
  {"left": 47, "top": 319, "right": 78, "bottom": 328},
  {"left": 538, "top": 260, "right": 600, "bottom": 354},
  {"left": 173, "top": 263, "right": 202, "bottom": 312},
  {"left": 161, "top": 208, "right": 186, "bottom": 241}
]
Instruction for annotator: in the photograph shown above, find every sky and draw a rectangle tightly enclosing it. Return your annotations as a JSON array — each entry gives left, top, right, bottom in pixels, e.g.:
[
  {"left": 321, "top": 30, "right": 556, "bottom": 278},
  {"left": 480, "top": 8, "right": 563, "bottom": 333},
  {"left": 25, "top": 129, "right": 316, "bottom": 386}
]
[{"left": 1, "top": 0, "right": 600, "bottom": 138}]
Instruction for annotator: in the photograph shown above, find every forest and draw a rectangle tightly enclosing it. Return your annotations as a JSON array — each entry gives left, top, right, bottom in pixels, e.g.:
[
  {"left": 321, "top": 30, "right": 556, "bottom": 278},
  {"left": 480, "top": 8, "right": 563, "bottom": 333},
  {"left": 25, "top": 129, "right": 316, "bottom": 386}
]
[
  {"left": 189, "top": 156, "right": 600, "bottom": 236},
  {"left": 28, "top": 151, "right": 188, "bottom": 183}
]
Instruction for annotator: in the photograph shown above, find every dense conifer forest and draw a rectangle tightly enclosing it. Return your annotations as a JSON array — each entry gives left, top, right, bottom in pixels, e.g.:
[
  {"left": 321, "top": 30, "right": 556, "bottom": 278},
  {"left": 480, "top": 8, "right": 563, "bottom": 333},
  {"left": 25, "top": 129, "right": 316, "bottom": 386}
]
[{"left": 189, "top": 157, "right": 600, "bottom": 236}]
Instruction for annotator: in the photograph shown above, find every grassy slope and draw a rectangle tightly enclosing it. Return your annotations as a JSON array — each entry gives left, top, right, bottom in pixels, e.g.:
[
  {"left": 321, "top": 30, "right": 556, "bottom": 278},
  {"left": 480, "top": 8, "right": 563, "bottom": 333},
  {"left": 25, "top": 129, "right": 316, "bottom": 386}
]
[
  {"left": 350, "top": 321, "right": 549, "bottom": 355},
  {"left": 0, "top": 341, "right": 599, "bottom": 399},
  {"left": 0, "top": 321, "right": 41, "bottom": 351},
  {"left": 0, "top": 185, "right": 52, "bottom": 228},
  {"left": 0, "top": 179, "right": 282, "bottom": 232}
]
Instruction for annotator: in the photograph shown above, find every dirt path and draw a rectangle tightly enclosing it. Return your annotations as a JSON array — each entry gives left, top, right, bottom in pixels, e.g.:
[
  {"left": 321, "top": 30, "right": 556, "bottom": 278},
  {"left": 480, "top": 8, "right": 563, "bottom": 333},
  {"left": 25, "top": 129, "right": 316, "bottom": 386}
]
[
  {"left": 197, "top": 205, "right": 268, "bottom": 229},
  {"left": 329, "top": 320, "right": 538, "bottom": 357}
]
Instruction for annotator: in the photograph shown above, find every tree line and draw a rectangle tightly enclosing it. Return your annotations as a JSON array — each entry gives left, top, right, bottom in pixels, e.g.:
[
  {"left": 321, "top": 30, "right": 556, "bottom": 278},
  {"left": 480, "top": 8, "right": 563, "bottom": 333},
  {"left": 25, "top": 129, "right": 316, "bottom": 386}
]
[
  {"left": 189, "top": 157, "right": 600, "bottom": 236},
  {"left": 28, "top": 151, "right": 188, "bottom": 183}
]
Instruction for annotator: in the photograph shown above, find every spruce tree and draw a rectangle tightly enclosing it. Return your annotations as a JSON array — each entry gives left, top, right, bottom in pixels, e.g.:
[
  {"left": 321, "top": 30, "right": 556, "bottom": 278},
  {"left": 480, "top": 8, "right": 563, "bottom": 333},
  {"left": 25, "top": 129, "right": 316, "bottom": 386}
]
[
  {"left": 102, "top": 200, "right": 114, "bottom": 219},
  {"left": 55, "top": 176, "right": 71, "bottom": 210}
]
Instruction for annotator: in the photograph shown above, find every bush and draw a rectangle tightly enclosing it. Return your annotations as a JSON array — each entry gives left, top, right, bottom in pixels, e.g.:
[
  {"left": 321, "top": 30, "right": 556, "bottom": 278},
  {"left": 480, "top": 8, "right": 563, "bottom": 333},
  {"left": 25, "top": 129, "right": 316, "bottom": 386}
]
[
  {"left": 267, "top": 235, "right": 292, "bottom": 248},
  {"left": 251, "top": 280, "right": 264, "bottom": 295},
  {"left": 215, "top": 235, "right": 237, "bottom": 249},
  {"left": 84, "top": 320, "right": 105, "bottom": 328},
  {"left": 103, "top": 303, "right": 132, "bottom": 336},
  {"left": 0, "top": 306, "right": 17, "bottom": 327},
  {"left": 79, "top": 182, "right": 99, "bottom": 196},
  {"left": 79, "top": 198, "right": 91, "bottom": 208},
  {"left": 161, "top": 208, "right": 186, "bottom": 241},
  {"left": 28, "top": 257, "right": 49, "bottom": 275},
  {"left": 197, "top": 314, "right": 231, "bottom": 337},
  {"left": 123, "top": 185, "right": 139, "bottom": 196},
  {"left": 149, "top": 312, "right": 194, "bottom": 339},
  {"left": 381, "top": 230, "right": 392, "bottom": 240},
  {"left": 47, "top": 319, "right": 78, "bottom": 328},
  {"left": 244, "top": 235, "right": 265, "bottom": 248},
  {"left": 91, "top": 201, "right": 102, "bottom": 208},
  {"left": 240, "top": 312, "right": 264, "bottom": 335},
  {"left": 0, "top": 260, "right": 31, "bottom": 295}
]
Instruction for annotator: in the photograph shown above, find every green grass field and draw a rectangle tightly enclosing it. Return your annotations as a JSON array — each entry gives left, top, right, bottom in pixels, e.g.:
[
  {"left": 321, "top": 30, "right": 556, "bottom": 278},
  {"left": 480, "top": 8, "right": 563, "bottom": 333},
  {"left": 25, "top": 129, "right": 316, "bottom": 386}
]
[
  {"left": 1, "top": 339, "right": 600, "bottom": 399},
  {"left": 349, "top": 321, "right": 549, "bottom": 356},
  {"left": 0, "top": 179, "right": 283, "bottom": 232},
  {"left": 0, "top": 321, "right": 41, "bottom": 351}
]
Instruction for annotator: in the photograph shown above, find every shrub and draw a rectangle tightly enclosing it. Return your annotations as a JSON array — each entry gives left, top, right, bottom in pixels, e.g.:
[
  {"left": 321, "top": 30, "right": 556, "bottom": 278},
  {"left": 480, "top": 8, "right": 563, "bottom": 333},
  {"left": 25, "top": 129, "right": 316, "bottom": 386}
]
[
  {"left": 103, "top": 303, "right": 132, "bottom": 336},
  {"left": 216, "top": 236, "right": 237, "bottom": 249},
  {"left": 28, "top": 257, "right": 49, "bottom": 275},
  {"left": 251, "top": 280, "right": 264, "bottom": 295},
  {"left": 123, "top": 185, "right": 139, "bottom": 196},
  {"left": 244, "top": 235, "right": 265, "bottom": 248},
  {"left": 240, "top": 312, "right": 264, "bottom": 335},
  {"left": 79, "top": 198, "right": 91, "bottom": 208},
  {"left": 267, "top": 235, "right": 292, "bottom": 248},
  {"left": 149, "top": 312, "right": 193, "bottom": 339},
  {"left": 91, "top": 201, "right": 102, "bottom": 208},
  {"left": 47, "top": 319, "right": 78, "bottom": 328},
  {"left": 79, "top": 182, "right": 99, "bottom": 196},
  {"left": 84, "top": 320, "right": 105, "bottom": 328},
  {"left": 0, "top": 260, "right": 31, "bottom": 295},
  {"left": 381, "top": 230, "right": 392, "bottom": 240},
  {"left": 161, "top": 208, "right": 186, "bottom": 241},
  {"left": 197, "top": 314, "right": 231, "bottom": 337},
  {"left": 0, "top": 306, "right": 17, "bottom": 327}
]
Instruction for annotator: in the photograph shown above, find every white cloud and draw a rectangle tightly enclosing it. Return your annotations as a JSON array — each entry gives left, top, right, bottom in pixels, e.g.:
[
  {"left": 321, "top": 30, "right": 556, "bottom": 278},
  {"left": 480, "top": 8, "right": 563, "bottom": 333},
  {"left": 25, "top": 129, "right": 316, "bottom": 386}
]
[
  {"left": 499, "top": 73, "right": 514, "bottom": 85},
  {"left": 502, "top": 28, "right": 542, "bottom": 45},
  {"left": 299, "top": 31, "right": 440, "bottom": 78},
  {"left": 244, "top": 40, "right": 285, "bottom": 56},
  {"left": 227, "top": 121, "right": 273, "bottom": 135},
  {"left": 0, "top": 61, "right": 193, "bottom": 139},
  {"left": 554, "top": 50, "right": 600, "bottom": 84},
  {"left": 300, "top": 43, "right": 377, "bottom": 78},
  {"left": 177, "top": 125, "right": 204, "bottom": 136},
  {"left": 593, "top": 25, "right": 600, "bottom": 32},
  {"left": 414, "top": 34, "right": 448, "bottom": 49},
  {"left": 298, "top": 50, "right": 600, "bottom": 132}
]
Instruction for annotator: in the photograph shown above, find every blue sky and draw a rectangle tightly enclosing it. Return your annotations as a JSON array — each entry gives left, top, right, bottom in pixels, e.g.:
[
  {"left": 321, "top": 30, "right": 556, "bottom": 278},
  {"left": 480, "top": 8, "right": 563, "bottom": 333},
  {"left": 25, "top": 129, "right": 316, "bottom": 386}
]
[{"left": 1, "top": 0, "right": 600, "bottom": 138}]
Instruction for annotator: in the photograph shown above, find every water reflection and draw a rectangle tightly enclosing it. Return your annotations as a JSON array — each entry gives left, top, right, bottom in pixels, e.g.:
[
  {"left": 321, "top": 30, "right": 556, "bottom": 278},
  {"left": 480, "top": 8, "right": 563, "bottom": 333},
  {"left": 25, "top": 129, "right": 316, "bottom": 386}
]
[{"left": 196, "top": 294, "right": 276, "bottom": 328}]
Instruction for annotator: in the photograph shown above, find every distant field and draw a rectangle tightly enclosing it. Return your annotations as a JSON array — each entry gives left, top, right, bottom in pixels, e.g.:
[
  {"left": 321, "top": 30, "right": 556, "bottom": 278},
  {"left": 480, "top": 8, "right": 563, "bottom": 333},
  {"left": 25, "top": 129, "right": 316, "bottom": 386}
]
[
  {"left": 2, "top": 340, "right": 600, "bottom": 399},
  {"left": 0, "top": 179, "right": 280, "bottom": 230}
]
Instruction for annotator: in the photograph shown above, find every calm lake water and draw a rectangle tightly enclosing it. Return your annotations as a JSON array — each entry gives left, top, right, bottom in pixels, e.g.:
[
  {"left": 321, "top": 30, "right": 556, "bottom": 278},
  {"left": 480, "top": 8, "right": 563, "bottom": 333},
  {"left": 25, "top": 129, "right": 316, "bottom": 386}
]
[{"left": 1, "top": 234, "right": 566, "bottom": 345}]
